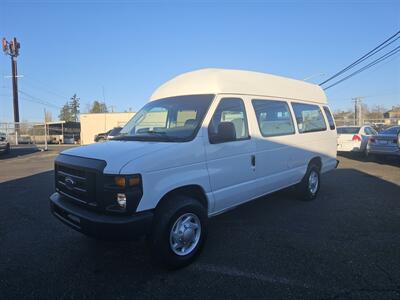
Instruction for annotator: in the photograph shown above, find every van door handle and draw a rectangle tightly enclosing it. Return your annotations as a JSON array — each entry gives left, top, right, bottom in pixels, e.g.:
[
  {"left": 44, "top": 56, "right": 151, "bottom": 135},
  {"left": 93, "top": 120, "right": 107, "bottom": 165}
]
[{"left": 251, "top": 155, "right": 256, "bottom": 167}]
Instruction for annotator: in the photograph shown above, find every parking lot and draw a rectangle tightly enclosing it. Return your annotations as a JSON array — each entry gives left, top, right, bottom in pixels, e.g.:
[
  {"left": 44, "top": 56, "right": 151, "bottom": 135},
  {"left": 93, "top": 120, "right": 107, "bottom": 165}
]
[{"left": 1, "top": 146, "right": 399, "bottom": 299}]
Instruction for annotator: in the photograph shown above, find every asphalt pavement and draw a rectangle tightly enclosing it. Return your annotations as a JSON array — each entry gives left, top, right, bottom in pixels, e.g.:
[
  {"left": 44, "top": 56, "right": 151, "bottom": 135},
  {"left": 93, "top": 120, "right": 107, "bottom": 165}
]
[{"left": 0, "top": 146, "right": 399, "bottom": 299}]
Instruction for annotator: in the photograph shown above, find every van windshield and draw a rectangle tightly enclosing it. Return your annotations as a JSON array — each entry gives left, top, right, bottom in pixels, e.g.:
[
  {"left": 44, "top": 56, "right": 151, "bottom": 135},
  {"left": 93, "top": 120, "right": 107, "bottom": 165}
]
[{"left": 116, "top": 94, "right": 214, "bottom": 142}]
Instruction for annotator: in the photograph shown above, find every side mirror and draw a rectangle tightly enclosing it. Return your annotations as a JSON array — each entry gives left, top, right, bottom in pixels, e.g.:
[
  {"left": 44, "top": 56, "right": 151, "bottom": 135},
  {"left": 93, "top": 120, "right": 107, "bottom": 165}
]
[{"left": 210, "top": 122, "right": 236, "bottom": 144}]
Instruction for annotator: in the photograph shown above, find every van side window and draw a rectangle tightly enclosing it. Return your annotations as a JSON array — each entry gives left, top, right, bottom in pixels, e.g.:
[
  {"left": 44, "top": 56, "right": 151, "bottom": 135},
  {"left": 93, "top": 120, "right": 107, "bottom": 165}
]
[
  {"left": 291, "top": 103, "right": 327, "bottom": 133},
  {"left": 252, "top": 99, "right": 295, "bottom": 137},
  {"left": 323, "top": 106, "right": 336, "bottom": 130},
  {"left": 209, "top": 98, "right": 249, "bottom": 142}
]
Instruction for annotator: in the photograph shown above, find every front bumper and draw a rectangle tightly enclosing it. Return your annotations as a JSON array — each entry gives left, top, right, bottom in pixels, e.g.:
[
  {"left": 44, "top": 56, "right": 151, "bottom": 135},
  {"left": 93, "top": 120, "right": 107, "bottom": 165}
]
[{"left": 50, "top": 192, "right": 153, "bottom": 239}]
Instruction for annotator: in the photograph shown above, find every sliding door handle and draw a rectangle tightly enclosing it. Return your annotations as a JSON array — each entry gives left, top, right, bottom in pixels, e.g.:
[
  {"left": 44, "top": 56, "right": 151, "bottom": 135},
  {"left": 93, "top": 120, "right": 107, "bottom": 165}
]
[{"left": 251, "top": 154, "right": 256, "bottom": 167}]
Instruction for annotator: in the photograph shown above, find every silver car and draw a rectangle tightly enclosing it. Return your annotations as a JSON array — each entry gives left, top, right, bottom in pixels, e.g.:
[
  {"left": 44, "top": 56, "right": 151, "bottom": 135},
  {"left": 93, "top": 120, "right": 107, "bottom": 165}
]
[
  {"left": 367, "top": 126, "right": 400, "bottom": 158},
  {"left": 0, "top": 132, "right": 10, "bottom": 154},
  {"left": 337, "top": 125, "right": 377, "bottom": 154}
]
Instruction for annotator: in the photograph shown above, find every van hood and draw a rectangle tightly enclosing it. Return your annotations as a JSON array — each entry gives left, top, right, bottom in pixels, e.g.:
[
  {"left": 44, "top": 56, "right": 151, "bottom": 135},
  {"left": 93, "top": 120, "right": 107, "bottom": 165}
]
[{"left": 61, "top": 141, "right": 173, "bottom": 174}]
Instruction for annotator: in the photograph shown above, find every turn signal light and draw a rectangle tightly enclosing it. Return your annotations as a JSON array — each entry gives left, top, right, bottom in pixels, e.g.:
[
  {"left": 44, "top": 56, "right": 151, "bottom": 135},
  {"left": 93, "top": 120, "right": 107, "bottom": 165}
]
[
  {"left": 128, "top": 176, "right": 141, "bottom": 186},
  {"left": 114, "top": 176, "right": 126, "bottom": 187},
  {"left": 114, "top": 175, "right": 141, "bottom": 187}
]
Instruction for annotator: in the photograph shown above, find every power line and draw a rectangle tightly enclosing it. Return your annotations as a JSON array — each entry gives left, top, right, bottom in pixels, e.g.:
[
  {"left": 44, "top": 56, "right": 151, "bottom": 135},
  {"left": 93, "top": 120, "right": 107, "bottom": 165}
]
[
  {"left": 20, "top": 96, "right": 60, "bottom": 109},
  {"left": 19, "top": 96, "right": 59, "bottom": 109},
  {"left": 320, "top": 30, "right": 400, "bottom": 86},
  {"left": 18, "top": 89, "right": 61, "bottom": 109},
  {"left": 22, "top": 80, "right": 70, "bottom": 101},
  {"left": 23, "top": 75, "right": 71, "bottom": 100},
  {"left": 323, "top": 45, "right": 400, "bottom": 90}
]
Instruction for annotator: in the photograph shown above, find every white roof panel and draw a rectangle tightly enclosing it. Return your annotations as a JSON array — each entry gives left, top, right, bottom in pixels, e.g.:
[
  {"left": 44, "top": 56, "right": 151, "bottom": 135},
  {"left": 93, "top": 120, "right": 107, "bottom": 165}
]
[{"left": 150, "top": 68, "right": 327, "bottom": 104}]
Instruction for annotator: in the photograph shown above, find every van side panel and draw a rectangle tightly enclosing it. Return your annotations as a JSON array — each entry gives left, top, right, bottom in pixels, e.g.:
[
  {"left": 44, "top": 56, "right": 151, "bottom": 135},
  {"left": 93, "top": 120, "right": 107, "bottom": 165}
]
[
  {"left": 246, "top": 96, "right": 301, "bottom": 195},
  {"left": 246, "top": 96, "right": 337, "bottom": 200},
  {"left": 120, "top": 136, "right": 214, "bottom": 213}
]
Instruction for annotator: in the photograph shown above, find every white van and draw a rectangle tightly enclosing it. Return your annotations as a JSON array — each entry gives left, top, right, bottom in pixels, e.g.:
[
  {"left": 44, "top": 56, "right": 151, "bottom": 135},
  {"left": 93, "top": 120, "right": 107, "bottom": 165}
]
[{"left": 50, "top": 69, "right": 338, "bottom": 268}]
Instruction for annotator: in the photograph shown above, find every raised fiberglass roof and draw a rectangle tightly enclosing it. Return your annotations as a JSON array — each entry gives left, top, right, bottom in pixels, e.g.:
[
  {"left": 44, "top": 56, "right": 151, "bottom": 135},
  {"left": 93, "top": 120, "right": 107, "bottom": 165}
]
[{"left": 150, "top": 68, "right": 327, "bottom": 104}]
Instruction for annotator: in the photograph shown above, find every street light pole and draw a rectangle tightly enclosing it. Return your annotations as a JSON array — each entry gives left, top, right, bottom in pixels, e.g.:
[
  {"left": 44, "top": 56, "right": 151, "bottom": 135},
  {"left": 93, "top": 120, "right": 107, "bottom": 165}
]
[
  {"left": 11, "top": 56, "right": 20, "bottom": 124},
  {"left": 44, "top": 108, "right": 48, "bottom": 151}
]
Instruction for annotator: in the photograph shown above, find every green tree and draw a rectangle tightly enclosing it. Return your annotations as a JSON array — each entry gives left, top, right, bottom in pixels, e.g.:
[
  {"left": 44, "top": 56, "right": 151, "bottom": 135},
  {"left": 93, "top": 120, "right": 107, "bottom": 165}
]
[
  {"left": 89, "top": 100, "right": 108, "bottom": 113},
  {"left": 58, "top": 94, "right": 80, "bottom": 122},
  {"left": 59, "top": 102, "right": 73, "bottom": 121},
  {"left": 70, "top": 94, "right": 80, "bottom": 122}
]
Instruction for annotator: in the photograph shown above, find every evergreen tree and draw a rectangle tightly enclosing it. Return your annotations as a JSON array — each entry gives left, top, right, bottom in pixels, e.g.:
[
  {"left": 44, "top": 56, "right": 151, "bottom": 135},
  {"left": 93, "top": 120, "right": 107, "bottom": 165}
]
[
  {"left": 89, "top": 100, "right": 108, "bottom": 113},
  {"left": 59, "top": 102, "right": 73, "bottom": 121},
  {"left": 70, "top": 94, "right": 80, "bottom": 122},
  {"left": 58, "top": 94, "right": 80, "bottom": 122}
]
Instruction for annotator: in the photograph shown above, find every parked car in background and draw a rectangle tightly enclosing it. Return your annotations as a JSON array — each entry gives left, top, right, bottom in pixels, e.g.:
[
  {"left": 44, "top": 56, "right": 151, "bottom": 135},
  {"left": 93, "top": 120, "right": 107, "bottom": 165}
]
[
  {"left": 337, "top": 125, "right": 377, "bottom": 155},
  {"left": 94, "top": 127, "right": 122, "bottom": 142},
  {"left": 18, "top": 135, "right": 33, "bottom": 144},
  {"left": 0, "top": 132, "right": 10, "bottom": 154},
  {"left": 367, "top": 126, "right": 400, "bottom": 158},
  {"left": 371, "top": 123, "right": 390, "bottom": 133}
]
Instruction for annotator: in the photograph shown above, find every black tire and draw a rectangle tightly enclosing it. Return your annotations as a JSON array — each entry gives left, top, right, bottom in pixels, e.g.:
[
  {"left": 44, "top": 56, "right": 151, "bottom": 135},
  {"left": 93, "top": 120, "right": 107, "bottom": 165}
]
[
  {"left": 148, "top": 195, "right": 207, "bottom": 269},
  {"left": 296, "top": 164, "right": 320, "bottom": 201},
  {"left": 4, "top": 143, "right": 10, "bottom": 154},
  {"left": 365, "top": 151, "right": 375, "bottom": 161}
]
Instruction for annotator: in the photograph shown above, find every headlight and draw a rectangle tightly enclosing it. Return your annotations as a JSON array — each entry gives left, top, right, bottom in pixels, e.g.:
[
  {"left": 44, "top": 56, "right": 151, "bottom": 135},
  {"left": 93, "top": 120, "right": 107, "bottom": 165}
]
[
  {"left": 104, "top": 174, "right": 143, "bottom": 213},
  {"left": 117, "top": 193, "right": 127, "bottom": 208}
]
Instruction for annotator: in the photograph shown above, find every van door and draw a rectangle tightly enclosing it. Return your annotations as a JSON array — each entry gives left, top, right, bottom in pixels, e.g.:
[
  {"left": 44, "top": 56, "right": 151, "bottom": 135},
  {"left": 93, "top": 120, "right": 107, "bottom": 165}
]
[
  {"left": 204, "top": 97, "right": 256, "bottom": 213},
  {"left": 250, "top": 99, "right": 298, "bottom": 195}
]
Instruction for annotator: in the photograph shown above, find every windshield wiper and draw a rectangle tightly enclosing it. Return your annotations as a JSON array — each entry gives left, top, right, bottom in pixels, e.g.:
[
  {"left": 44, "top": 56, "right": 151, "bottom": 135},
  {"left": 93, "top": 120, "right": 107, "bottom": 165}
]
[
  {"left": 112, "top": 133, "right": 173, "bottom": 142},
  {"left": 142, "top": 130, "right": 167, "bottom": 135}
]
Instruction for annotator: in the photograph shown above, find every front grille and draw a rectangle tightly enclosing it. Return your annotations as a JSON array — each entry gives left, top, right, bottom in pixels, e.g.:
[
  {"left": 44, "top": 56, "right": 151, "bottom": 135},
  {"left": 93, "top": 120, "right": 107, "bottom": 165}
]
[{"left": 55, "top": 163, "right": 97, "bottom": 207}]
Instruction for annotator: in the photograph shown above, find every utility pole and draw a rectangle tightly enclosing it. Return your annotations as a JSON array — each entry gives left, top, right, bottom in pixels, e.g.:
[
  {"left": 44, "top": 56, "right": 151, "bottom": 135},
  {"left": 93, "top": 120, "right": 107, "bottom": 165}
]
[
  {"left": 352, "top": 97, "right": 364, "bottom": 126},
  {"left": 44, "top": 108, "right": 48, "bottom": 151},
  {"left": 2, "top": 37, "right": 21, "bottom": 126}
]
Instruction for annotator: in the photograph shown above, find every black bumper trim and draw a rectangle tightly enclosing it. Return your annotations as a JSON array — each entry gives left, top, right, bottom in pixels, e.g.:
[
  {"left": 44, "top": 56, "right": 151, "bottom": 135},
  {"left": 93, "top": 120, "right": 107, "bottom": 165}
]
[{"left": 50, "top": 192, "right": 153, "bottom": 239}]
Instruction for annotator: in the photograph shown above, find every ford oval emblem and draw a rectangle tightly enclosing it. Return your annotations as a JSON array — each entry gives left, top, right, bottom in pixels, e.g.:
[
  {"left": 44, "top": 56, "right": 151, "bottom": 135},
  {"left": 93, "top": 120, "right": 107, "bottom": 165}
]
[{"left": 65, "top": 177, "right": 75, "bottom": 190}]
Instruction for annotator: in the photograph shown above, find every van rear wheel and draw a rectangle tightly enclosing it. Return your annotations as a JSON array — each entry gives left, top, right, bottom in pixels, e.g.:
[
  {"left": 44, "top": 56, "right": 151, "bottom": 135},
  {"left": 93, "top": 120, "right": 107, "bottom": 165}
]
[
  {"left": 148, "top": 195, "right": 207, "bottom": 269},
  {"left": 297, "top": 164, "right": 320, "bottom": 201}
]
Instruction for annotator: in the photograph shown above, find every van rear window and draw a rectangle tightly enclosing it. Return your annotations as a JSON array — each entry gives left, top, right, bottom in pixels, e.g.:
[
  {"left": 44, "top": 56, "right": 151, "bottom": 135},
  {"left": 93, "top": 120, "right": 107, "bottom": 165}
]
[
  {"left": 291, "top": 103, "right": 327, "bottom": 133},
  {"left": 323, "top": 106, "right": 336, "bottom": 130}
]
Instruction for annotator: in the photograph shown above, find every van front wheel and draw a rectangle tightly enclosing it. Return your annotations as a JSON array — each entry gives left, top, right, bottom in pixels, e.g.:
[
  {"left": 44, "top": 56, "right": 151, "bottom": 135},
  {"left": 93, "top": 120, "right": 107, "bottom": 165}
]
[
  {"left": 297, "top": 164, "right": 320, "bottom": 201},
  {"left": 148, "top": 195, "right": 207, "bottom": 269}
]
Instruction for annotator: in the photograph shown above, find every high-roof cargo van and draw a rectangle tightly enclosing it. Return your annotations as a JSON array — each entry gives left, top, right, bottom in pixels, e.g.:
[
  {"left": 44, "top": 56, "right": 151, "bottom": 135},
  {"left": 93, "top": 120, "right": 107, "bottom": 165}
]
[{"left": 50, "top": 69, "right": 338, "bottom": 268}]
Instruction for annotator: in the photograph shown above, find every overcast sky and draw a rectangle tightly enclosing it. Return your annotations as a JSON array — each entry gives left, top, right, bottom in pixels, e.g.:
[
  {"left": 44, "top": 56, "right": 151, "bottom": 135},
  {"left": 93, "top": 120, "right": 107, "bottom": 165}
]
[{"left": 1, "top": 0, "right": 399, "bottom": 122}]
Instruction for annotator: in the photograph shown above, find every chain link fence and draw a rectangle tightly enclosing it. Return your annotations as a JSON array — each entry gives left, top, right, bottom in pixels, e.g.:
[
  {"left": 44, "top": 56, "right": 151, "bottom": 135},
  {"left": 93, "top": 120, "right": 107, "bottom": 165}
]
[
  {"left": 0, "top": 122, "right": 80, "bottom": 146},
  {"left": 334, "top": 117, "right": 397, "bottom": 128}
]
